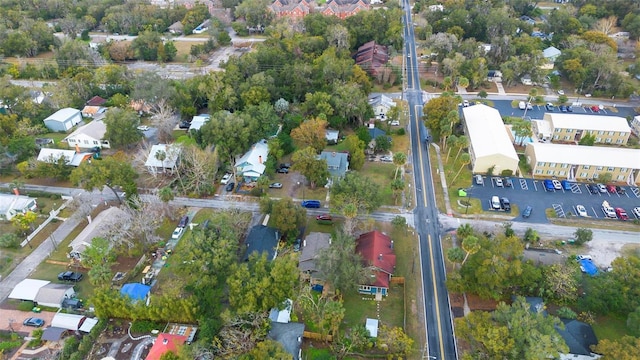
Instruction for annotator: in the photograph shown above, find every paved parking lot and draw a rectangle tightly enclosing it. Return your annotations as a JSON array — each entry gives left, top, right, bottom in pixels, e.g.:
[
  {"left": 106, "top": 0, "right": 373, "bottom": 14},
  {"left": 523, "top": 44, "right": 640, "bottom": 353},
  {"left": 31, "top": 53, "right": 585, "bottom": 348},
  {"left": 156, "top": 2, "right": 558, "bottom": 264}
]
[{"left": 466, "top": 176, "right": 640, "bottom": 224}]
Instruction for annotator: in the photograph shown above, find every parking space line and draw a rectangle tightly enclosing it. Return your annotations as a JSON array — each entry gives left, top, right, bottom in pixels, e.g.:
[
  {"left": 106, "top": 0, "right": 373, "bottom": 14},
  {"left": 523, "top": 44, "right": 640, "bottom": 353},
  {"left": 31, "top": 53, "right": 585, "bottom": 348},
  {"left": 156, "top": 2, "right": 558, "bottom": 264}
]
[
  {"left": 519, "top": 178, "right": 528, "bottom": 190},
  {"left": 552, "top": 204, "right": 565, "bottom": 218},
  {"left": 631, "top": 187, "right": 640, "bottom": 198},
  {"left": 533, "top": 181, "right": 538, "bottom": 192},
  {"left": 570, "top": 183, "right": 581, "bottom": 194},
  {"left": 591, "top": 206, "right": 599, "bottom": 218}
]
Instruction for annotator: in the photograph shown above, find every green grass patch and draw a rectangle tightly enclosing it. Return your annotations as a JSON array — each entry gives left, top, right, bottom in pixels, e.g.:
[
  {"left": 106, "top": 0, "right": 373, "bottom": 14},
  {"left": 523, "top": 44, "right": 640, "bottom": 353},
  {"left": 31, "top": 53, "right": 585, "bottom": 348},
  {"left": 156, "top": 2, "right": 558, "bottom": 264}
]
[
  {"left": 304, "top": 218, "right": 338, "bottom": 235},
  {"left": 325, "top": 141, "right": 349, "bottom": 152},
  {"left": 359, "top": 162, "right": 396, "bottom": 206},
  {"left": 298, "top": 186, "right": 328, "bottom": 202},
  {"left": 47, "top": 220, "right": 89, "bottom": 262},
  {"left": 545, "top": 208, "right": 557, "bottom": 218},
  {"left": 303, "top": 348, "right": 334, "bottom": 360},
  {"left": 30, "top": 262, "right": 96, "bottom": 299},
  {"left": 0, "top": 220, "right": 63, "bottom": 279},
  {"left": 130, "top": 320, "right": 166, "bottom": 334},
  {"left": 592, "top": 315, "right": 630, "bottom": 341}
]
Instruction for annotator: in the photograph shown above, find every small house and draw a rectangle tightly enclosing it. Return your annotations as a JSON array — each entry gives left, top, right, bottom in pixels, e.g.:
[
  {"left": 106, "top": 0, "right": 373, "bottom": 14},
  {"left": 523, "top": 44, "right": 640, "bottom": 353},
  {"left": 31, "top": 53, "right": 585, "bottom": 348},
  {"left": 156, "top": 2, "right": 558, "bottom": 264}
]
[
  {"left": 0, "top": 193, "right": 38, "bottom": 221},
  {"left": 299, "top": 232, "right": 331, "bottom": 283},
  {"left": 63, "top": 120, "right": 110, "bottom": 149},
  {"left": 369, "top": 93, "right": 395, "bottom": 117},
  {"left": 145, "top": 144, "right": 181, "bottom": 175},
  {"left": 188, "top": 114, "right": 210, "bottom": 132},
  {"left": 37, "top": 148, "right": 92, "bottom": 167},
  {"left": 8, "top": 279, "right": 50, "bottom": 302},
  {"left": 168, "top": 21, "right": 184, "bottom": 35},
  {"left": 81, "top": 106, "right": 107, "bottom": 118},
  {"left": 318, "top": 151, "right": 349, "bottom": 178},
  {"left": 356, "top": 230, "right": 396, "bottom": 297},
  {"left": 243, "top": 225, "right": 279, "bottom": 262},
  {"left": 43, "top": 108, "right": 82, "bottom": 132},
  {"left": 34, "top": 283, "right": 76, "bottom": 308},
  {"left": 145, "top": 333, "right": 188, "bottom": 360},
  {"left": 542, "top": 46, "right": 562, "bottom": 69},
  {"left": 236, "top": 139, "right": 269, "bottom": 181},
  {"left": 85, "top": 96, "right": 107, "bottom": 107},
  {"left": 325, "top": 129, "right": 339, "bottom": 144}
]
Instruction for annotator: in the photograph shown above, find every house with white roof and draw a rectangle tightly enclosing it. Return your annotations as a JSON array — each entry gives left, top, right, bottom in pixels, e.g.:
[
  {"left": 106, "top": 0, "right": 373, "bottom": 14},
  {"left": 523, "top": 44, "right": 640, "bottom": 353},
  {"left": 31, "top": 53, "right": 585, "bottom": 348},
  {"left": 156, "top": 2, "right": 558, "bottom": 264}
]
[
  {"left": 525, "top": 142, "right": 640, "bottom": 185},
  {"left": 236, "top": 139, "right": 269, "bottom": 181},
  {"left": 536, "top": 113, "right": 631, "bottom": 145},
  {"left": 145, "top": 144, "right": 181, "bottom": 175},
  {"left": 0, "top": 193, "right": 38, "bottom": 220},
  {"left": 37, "top": 148, "right": 92, "bottom": 167},
  {"left": 8, "top": 279, "right": 50, "bottom": 301},
  {"left": 43, "top": 108, "right": 83, "bottom": 132},
  {"left": 368, "top": 94, "right": 395, "bottom": 117},
  {"left": 63, "top": 120, "right": 111, "bottom": 149},
  {"left": 462, "top": 104, "right": 519, "bottom": 175},
  {"left": 188, "top": 114, "right": 210, "bottom": 132}
]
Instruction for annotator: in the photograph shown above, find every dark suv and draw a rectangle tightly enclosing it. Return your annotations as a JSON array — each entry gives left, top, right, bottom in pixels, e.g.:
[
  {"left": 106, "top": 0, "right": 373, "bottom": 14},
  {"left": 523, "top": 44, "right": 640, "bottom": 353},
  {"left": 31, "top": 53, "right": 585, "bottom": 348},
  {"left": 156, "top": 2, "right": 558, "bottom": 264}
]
[
  {"left": 588, "top": 184, "right": 599, "bottom": 194},
  {"left": 500, "top": 197, "right": 511, "bottom": 211},
  {"left": 58, "top": 271, "right": 83, "bottom": 282},
  {"left": 178, "top": 215, "right": 189, "bottom": 228}
]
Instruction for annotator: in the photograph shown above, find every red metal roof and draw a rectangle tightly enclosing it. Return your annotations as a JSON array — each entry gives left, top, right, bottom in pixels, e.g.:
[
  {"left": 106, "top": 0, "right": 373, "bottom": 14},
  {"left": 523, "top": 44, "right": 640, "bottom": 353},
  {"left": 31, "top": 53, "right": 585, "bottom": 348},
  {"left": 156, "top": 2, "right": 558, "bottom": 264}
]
[
  {"left": 145, "top": 333, "right": 187, "bottom": 360},
  {"left": 356, "top": 230, "right": 396, "bottom": 288}
]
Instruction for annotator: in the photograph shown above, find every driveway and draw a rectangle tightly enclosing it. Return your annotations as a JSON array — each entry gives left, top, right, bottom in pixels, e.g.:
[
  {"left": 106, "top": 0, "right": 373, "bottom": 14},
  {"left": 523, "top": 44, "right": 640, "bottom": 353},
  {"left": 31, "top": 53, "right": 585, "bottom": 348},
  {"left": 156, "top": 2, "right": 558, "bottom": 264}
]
[
  {"left": 0, "top": 308, "right": 56, "bottom": 333},
  {"left": 465, "top": 176, "right": 640, "bottom": 224}
]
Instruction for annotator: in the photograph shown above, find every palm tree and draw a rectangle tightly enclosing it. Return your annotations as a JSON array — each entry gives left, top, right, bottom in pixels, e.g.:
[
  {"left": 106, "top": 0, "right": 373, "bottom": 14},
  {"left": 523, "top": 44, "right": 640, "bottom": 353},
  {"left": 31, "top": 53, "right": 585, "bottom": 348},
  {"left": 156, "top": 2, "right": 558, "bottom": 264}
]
[
  {"left": 454, "top": 135, "right": 469, "bottom": 162},
  {"left": 390, "top": 178, "right": 405, "bottom": 205},
  {"left": 443, "top": 76, "right": 452, "bottom": 91},
  {"left": 456, "top": 224, "right": 474, "bottom": 239},
  {"left": 158, "top": 186, "right": 174, "bottom": 203},
  {"left": 392, "top": 152, "right": 407, "bottom": 179},
  {"left": 461, "top": 235, "right": 480, "bottom": 265},
  {"left": 451, "top": 153, "right": 471, "bottom": 183},
  {"left": 154, "top": 149, "right": 167, "bottom": 175},
  {"left": 457, "top": 76, "right": 469, "bottom": 91},
  {"left": 445, "top": 134, "right": 458, "bottom": 162}
]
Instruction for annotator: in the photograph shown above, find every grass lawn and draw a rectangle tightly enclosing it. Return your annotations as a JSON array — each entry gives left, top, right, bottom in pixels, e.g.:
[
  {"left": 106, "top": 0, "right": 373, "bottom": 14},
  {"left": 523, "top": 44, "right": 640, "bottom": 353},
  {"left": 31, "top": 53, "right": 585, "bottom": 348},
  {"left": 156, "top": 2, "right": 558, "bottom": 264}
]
[
  {"left": 172, "top": 40, "right": 205, "bottom": 60},
  {"left": 324, "top": 141, "right": 350, "bottom": 152},
  {"left": 592, "top": 315, "right": 630, "bottom": 341},
  {"left": 297, "top": 186, "right": 328, "bottom": 202},
  {"left": 304, "top": 217, "right": 339, "bottom": 235},
  {"left": 359, "top": 162, "right": 395, "bottom": 206}
]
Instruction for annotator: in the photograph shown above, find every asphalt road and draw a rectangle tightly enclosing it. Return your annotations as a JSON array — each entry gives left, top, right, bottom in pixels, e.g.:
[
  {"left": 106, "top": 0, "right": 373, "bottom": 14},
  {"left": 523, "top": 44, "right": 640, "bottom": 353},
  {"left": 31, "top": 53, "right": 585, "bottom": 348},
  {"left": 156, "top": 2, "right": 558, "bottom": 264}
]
[
  {"left": 465, "top": 177, "right": 640, "bottom": 224},
  {"left": 403, "top": 0, "right": 457, "bottom": 358}
]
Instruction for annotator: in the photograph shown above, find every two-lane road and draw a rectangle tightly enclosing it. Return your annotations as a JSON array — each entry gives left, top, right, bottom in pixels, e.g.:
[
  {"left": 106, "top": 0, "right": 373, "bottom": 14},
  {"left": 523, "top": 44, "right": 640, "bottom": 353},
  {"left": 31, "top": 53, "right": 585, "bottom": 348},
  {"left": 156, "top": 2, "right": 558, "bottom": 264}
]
[{"left": 402, "top": 0, "right": 457, "bottom": 359}]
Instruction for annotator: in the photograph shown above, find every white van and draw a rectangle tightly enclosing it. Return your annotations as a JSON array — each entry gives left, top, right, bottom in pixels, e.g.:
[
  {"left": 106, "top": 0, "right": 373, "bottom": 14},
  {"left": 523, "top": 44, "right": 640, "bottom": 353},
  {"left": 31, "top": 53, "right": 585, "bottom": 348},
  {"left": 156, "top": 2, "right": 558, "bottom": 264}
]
[{"left": 518, "top": 101, "right": 526, "bottom": 110}]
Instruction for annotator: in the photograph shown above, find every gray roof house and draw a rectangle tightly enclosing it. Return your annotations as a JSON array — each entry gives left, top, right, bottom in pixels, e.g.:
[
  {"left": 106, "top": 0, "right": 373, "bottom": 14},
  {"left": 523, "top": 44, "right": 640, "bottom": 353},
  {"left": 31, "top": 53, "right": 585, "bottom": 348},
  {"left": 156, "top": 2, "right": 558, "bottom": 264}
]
[
  {"left": 43, "top": 108, "right": 83, "bottom": 132},
  {"left": 299, "top": 232, "right": 331, "bottom": 282},
  {"left": 0, "top": 193, "right": 37, "bottom": 221},
  {"left": 243, "top": 225, "right": 279, "bottom": 261},
  {"left": 268, "top": 322, "right": 305, "bottom": 360},
  {"left": 556, "top": 319, "right": 599, "bottom": 358},
  {"left": 34, "top": 283, "right": 75, "bottom": 308},
  {"left": 543, "top": 46, "right": 562, "bottom": 64},
  {"left": 369, "top": 94, "right": 395, "bottom": 116},
  {"left": 63, "top": 120, "right": 110, "bottom": 149},
  {"left": 319, "top": 151, "right": 349, "bottom": 178}
]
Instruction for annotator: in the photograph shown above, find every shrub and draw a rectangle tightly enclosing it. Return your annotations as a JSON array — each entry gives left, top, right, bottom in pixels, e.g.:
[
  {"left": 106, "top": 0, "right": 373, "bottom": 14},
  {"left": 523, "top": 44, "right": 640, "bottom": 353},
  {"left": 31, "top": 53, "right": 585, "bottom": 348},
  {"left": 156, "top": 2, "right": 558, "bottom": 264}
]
[
  {"left": 557, "top": 307, "right": 577, "bottom": 319},
  {"left": 396, "top": 128, "right": 405, "bottom": 135},
  {"left": 130, "top": 320, "right": 164, "bottom": 334},
  {"left": 0, "top": 340, "right": 22, "bottom": 352},
  {"left": 0, "top": 233, "right": 20, "bottom": 249}
]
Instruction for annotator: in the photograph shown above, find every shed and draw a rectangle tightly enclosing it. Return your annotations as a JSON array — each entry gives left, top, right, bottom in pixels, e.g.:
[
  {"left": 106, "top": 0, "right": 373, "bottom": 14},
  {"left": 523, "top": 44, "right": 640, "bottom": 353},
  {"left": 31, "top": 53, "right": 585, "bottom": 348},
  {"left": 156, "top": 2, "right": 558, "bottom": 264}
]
[
  {"left": 365, "top": 318, "right": 379, "bottom": 337},
  {"left": 325, "top": 129, "right": 339, "bottom": 144},
  {"left": 34, "top": 283, "right": 75, "bottom": 308},
  {"left": 85, "top": 96, "right": 107, "bottom": 107},
  {"left": 79, "top": 317, "right": 99, "bottom": 333},
  {"left": 8, "top": 279, "right": 50, "bottom": 301},
  {"left": 43, "top": 108, "right": 82, "bottom": 132},
  {"left": 121, "top": 283, "right": 151, "bottom": 302},
  {"left": 41, "top": 327, "right": 69, "bottom": 341},
  {"left": 51, "top": 313, "right": 86, "bottom": 331}
]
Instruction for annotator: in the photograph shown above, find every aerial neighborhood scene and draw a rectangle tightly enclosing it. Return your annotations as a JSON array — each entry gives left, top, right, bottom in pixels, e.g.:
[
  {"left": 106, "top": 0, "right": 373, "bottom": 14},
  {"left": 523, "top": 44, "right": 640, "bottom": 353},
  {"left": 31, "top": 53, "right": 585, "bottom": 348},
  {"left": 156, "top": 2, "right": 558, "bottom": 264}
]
[{"left": 0, "top": 0, "right": 640, "bottom": 359}]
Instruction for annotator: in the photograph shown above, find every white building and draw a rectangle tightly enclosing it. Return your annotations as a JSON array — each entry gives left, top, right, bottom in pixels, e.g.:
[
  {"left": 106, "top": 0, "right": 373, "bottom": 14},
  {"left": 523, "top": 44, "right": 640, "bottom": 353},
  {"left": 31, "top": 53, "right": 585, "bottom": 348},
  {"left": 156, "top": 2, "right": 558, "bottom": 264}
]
[
  {"left": 368, "top": 94, "right": 395, "bottom": 117},
  {"left": 462, "top": 104, "right": 519, "bottom": 175},
  {"left": 0, "top": 193, "right": 38, "bottom": 221},
  {"left": 145, "top": 144, "right": 181, "bottom": 175},
  {"left": 63, "top": 120, "right": 111, "bottom": 149},
  {"left": 236, "top": 139, "right": 269, "bottom": 181},
  {"left": 188, "top": 114, "right": 210, "bottom": 132},
  {"left": 43, "top": 108, "right": 83, "bottom": 132},
  {"left": 535, "top": 113, "right": 631, "bottom": 145},
  {"left": 37, "top": 148, "right": 92, "bottom": 167}
]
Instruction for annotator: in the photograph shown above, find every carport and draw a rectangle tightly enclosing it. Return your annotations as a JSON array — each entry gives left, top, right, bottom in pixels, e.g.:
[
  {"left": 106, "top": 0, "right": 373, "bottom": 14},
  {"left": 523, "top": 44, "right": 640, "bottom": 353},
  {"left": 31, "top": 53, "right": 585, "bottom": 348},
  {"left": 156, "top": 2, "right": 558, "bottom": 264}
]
[{"left": 51, "top": 313, "right": 86, "bottom": 331}]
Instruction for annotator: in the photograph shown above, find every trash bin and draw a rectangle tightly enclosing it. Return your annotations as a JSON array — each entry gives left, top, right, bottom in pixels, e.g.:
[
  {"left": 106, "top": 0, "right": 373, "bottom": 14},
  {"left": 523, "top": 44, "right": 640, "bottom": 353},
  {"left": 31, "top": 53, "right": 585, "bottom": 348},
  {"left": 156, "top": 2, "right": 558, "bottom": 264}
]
[{"left": 32, "top": 307, "right": 41, "bottom": 313}]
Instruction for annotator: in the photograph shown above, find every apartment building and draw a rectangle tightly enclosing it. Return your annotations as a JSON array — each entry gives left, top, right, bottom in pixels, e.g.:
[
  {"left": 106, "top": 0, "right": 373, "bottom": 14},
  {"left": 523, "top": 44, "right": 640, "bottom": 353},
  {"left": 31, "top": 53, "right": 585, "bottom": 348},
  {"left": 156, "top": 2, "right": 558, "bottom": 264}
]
[{"left": 535, "top": 113, "right": 631, "bottom": 145}]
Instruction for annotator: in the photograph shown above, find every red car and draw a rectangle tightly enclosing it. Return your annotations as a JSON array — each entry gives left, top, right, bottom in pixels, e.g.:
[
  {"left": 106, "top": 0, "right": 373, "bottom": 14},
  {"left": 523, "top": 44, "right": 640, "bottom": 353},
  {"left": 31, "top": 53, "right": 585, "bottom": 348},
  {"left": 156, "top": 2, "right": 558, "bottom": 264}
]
[
  {"left": 316, "top": 214, "right": 332, "bottom": 221},
  {"left": 606, "top": 184, "right": 617, "bottom": 194},
  {"left": 591, "top": 105, "right": 600, "bottom": 112},
  {"left": 615, "top": 208, "right": 629, "bottom": 220}
]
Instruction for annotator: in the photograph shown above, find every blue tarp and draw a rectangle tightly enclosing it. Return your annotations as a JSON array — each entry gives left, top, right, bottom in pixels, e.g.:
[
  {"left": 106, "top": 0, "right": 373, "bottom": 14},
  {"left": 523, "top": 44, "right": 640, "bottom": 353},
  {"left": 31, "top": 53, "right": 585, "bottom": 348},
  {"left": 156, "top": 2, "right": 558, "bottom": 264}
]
[
  {"left": 579, "top": 259, "right": 598, "bottom": 276},
  {"left": 120, "top": 283, "right": 151, "bottom": 301}
]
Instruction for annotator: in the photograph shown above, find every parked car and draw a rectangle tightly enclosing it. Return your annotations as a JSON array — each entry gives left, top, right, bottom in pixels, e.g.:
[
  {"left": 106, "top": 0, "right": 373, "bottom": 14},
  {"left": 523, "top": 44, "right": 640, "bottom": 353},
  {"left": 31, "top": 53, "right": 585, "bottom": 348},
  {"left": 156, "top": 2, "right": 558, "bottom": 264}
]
[
  {"left": 543, "top": 179, "right": 555, "bottom": 191},
  {"left": 390, "top": 120, "right": 400, "bottom": 126},
  {"left": 494, "top": 177, "right": 503, "bottom": 187},
  {"left": 23, "top": 318, "right": 45, "bottom": 327},
  {"left": 178, "top": 215, "right": 189, "bottom": 228},
  {"left": 566, "top": 105, "right": 573, "bottom": 112},
  {"left": 576, "top": 255, "right": 592, "bottom": 261},
  {"left": 463, "top": 100, "right": 470, "bottom": 107},
  {"left": 293, "top": 239, "right": 302, "bottom": 252},
  {"left": 576, "top": 205, "right": 588, "bottom": 217},
  {"left": 591, "top": 105, "right": 600, "bottom": 112},
  {"left": 615, "top": 208, "right": 629, "bottom": 220},
  {"left": 588, "top": 184, "right": 599, "bottom": 194},
  {"left": 606, "top": 184, "right": 617, "bottom": 194},
  {"left": 474, "top": 174, "right": 484, "bottom": 185},
  {"left": 615, "top": 186, "right": 626, "bottom": 195},
  {"left": 220, "top": 173, "right": 233, "bottom": 185},
  {"left": 302, "top": 200, "right": 321, "bottom": 208},
  {"left": 490, "top": 196, "right": 501, "bottom": 210},
  {"left": 225, "top": 182, "right": 235, "bottom": 192},
  {"left": 137, "top": 125, "right": 150, "bottom": 131},
  {"left": 597, "top": 183, "right": 607, "bottom": 193},
  {"left": 380, "top": 155, "right": 393, "bottom": 162},
  {"left": 633, "top": 207, "right": 640, "bottom": 218},
  {"left": 557, "top": 89, "right": 565, "bottom": 95},
  {"left": 171, "top": 227, "right": 183, "bottom": 239},
  {"left": 559, "top": 105, "right": 568, "bottom": 112},
  {"left": 62, "top": 298, "right": 83, "bottom": 309},
  {"left": 545, "top": 103, "right": 555, "bottom": 111},
  {"left": 522, "top": 205, "right": 533, "bottom": 218},
  {"left": 601, "top": 200, "right": 616, "bottom": 218},
  {"left": 269, "top": 183, "right": 283, "bottom": 189},
  {"left": 279, "top": 163, "right": 291, "bottom": 169},
  {"left": 561, "top": 180, "right": 573, "bottom": 191},
  {"left": 316, "top": 214, "right": 332, "bottom": 221},
  {"left": 58, "top": 271, "right": 83, "bottom": 282},
  {"left": 552, "top": 179, "right": 562, "bottom": 190},
  {"left": 500, "top": 197, "right": 511, "bottom": 211},
  {"left": 179, "top": 121, "right": 190, "bottom": 129},
  {"left": 276, "top": 167, "right": 289, "bottom": 174},
  {"left": 503, "top": 177, "right": 513, "bottom": 187}
]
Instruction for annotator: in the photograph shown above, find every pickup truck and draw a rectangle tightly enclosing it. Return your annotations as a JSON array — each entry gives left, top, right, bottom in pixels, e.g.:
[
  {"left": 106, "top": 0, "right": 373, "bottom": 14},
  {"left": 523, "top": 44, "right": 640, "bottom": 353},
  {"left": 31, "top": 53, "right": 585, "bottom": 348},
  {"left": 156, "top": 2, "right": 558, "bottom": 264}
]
[{"left": 601, "top": 200, "right": 616, "bottom": 218}]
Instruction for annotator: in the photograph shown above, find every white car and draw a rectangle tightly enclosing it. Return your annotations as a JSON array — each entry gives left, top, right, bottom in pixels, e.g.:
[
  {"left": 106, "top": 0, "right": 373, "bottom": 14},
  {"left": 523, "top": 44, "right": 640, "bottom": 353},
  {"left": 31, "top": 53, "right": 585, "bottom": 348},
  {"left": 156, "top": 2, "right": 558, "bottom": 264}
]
[
  {"left": 491, "top": 196, "right": 501, "bottom": 210},
  {"left": 597, "top": 183, "right": 607, "bottom": 193},
  {"left": 389, "top": 120, "right": 400, "bottom": 126},
  {"left": 269, "top": 183, "right": 283, "bottom": 189},
  {"left": 171, "top": 227, "right": 183, "bottom": 239},
  {"left": 557, "top": 90, "right": 565, "bottom": 95},
  {"left": 137, "top": 125, "right": 150, "bottom": 131},
  {"left": 474, "top": 174, "right": 484, "bottom": 185},
  {"left": 633, "top": 207, "right": 640, "bottom": 218},
  {"left": 380, "top": 155, "right": 393, "bottom": 162},
  {"left": 576, "top": 205, "right": 588, "bottom": 217},
  {"left": 494, "top": 177, "right": 503, "bottom": 187},
  {"left": 552, "top": 179, "right": 562, "bottom": 190},
  {"left": 220, "top": 173, "right": 232, "bottom": 185},
  {"left": 463, "top": 100, "right": 470, "bottom": 107},
  {"left": 576, "top": 255, "right": 592, "bottom": 261}
]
